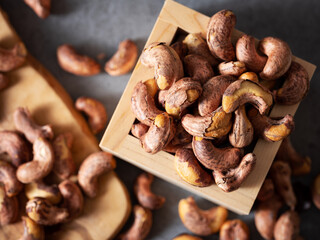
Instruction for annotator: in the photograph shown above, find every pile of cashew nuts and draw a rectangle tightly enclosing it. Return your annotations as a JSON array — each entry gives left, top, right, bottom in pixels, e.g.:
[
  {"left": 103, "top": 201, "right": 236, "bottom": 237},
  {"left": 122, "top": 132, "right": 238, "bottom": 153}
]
[{"left": 130, "top": 9, "right": 310, "bottom": 193}]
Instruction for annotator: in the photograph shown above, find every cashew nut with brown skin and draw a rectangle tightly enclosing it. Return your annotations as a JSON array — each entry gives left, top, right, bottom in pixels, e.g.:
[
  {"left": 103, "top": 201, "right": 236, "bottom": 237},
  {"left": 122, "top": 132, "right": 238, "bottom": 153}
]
[
  {"left": 17, "top": 137, "right": 55, "bottom": 184},
  {"left": 170, "top": 41, "right": 188, "bottom": 61},
  {"left": 0, "top": 42, "right": 27, "bottom": 72},
  {"left": 58, "top": 179, "right": 84, "bottom": 221},
  {"left": 274, "top": 210, "right": 300, "bottom": 240},
  {"left": 19, "top": 216, "right": 45, "bottom": 240},
  {"left": 0, "top": 130, "right": 32, "bottom": 167},
  {"left": 312, "top": 174, "right": 320, "bottom": 210},
  {"left": 78, "top": 151, "right": 116, "bottom": 198},
  {"left": 178, "top": 196, "right": 228, "bottom": 236},
  {"left": 0, "top": 73, "right": 9, "bottom": 91},
  {"left": 218, "top": 61, "right": 247, "bottom": 77},
  {"left": 57, "top": 44, "right": 100, "bottom": 76},
  {"left": 13, "top": 107, "right": 54, "bottom": 144},
  {"left": 259, "top": 37, "right": 292, "bottom": 81},
  {"left": 207, "top": 10, "right": 236, "bottom": 61},
  {"left": 53, "top": 132, "right": 76, "bottom": 179},
  {"left": 182, "top": 107, "right": 232, "bottom": 139},
  {"left": 25, "top": 181, "right": 62, "bottom": 204},
  {"left": 105, "top": 39, "right": 138, "bottom": 76},
  {"left": 75, "top": 96, "right": 108, "bottom": 134},
  {"left": 140, "top": 42, "right": 184, "bottom": 90},
  {"left": 0, "top": 160, "right": 23, "bottom": 197},
  {"left": 172, "top": 234, "right": 202, "bottom": 240},
  {"left": 257, "top": 178, "right": 275, "bottom": 202},
  {"left": 24, "top": 0, "right": 51, "bottom": 19},
  {"left": 118, "top": 205, "right": 152, "bottom": 240},
  {"left": 131, "top": 122, "right": 149, "bottom": 139},
  {"left": 26, "top": 197, "right": 69, "bottom": 225},
  {"left": 134, "top": 172, "right": 165, "bottom": 210},
  {"left": 0, "top": 186, "right": 19, "bottom": 225},
  {"left": 198, "top": 75, "right": 236, "bottom": 116},
  {"left": 174, "top": 148, "right": 213, "bottom": 187},
  {"left": 183, "top": 54, "right": 214, "bottom": 84},
  {"left": 219, "top": 219, "right": 250, "bottom": 240}
]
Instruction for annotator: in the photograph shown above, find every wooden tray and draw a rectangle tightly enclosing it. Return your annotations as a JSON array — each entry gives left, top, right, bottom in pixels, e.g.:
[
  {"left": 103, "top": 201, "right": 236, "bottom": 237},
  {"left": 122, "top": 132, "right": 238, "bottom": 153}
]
[
  {"left": 0, "top": 8, "right": 130, "bottom": 240},
  {"left": 100, "top": 0, "right": 316, "bottom": 214}
]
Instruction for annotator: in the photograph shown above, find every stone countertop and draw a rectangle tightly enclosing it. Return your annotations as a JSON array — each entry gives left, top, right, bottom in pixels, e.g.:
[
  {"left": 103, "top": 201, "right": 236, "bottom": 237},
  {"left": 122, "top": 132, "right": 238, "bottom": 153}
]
[{"left": 1, "top": 0, "right": 320, "bottom": 239}]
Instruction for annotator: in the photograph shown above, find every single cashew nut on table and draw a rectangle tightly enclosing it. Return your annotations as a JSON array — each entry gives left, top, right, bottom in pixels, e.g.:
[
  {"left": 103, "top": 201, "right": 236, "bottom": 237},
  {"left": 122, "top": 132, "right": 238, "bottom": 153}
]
[
  {"left": 0, "top": 42, "right": 27, "bottom": 72},
  {"left": 19, "top": 216, "right": 45, "bottom": 240},
  {"left": 25, "top": 181, "right": 61, "bottom": 204},
  {"left": 24, "top": 0, "right": 51, "bottom": 19},
  {"left": 0, "top": 185, "right": 19, "bottom": 226},
  {"left": 219, "top": 219, "right": 250, "bottom": 240},
  {"left": 0, "top": 160, "right": 23, "bottom": 197}
]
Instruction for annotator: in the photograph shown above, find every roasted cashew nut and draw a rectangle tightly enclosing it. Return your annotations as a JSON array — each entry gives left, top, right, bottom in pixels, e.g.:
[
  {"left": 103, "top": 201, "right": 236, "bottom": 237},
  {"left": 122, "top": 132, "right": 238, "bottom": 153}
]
[
  {"left": 24, "top": 0, "right": 51, "bottom": 19},
  {"left": 118, "top": 205, "right": 152, "bottom": 240},
  {"left": 26, "top": 197, "right": 69, "bottom": 226},
  {"left": 207, "top": 10, "right": 236, "bottom": 61},
  {"left": 259, "top": 37, "right": 292, "bottom": 81},
  {"left": 0, "top": 130, "right": 31, "bottom": 167},
  {"left": 78, "top": 151, "right": 116, "bottom": 198},
  {"left": 178, "top": 196, "right": 228, "bottom": 236},
  {"left": 274, "top": 210, "right": 300, "bottom": 240},
  {"left": 0, "top": 73, "right": 9, "bottom": 91},
  {"left": 75, "top": 97, "right": 108, "bottom": 134},
  {"left": 25, "top": 181, "right": 61, "bottom": 204},
  {"left": 0, "top": 160, "right": 23, "bottom": 197},
  {"left": 0, "top": 42, "right": 27, "bottom": 72},
  {"left": 183, "top": 54, "right": 214, "bottom": 84},
  {"left": 198, "top": 75, "right": 236, "bottom": 116},
  {"left": 182, "top": 107, "right": 232, "bottom": 139},
  {"left": 236, "top": 34, "right": 267, "bottom": 73},
  {"left": 140, "top": 42, "right": 184, "bottom": 90},
  {"left": 131, "top": 122, "right": 149, "bottom": 139},
  {"left": 59, "top": 179, "right": 84, "bottom": 221},
  {"left": 105, "top": 39, "right": 138, "bottom": 76},
  {"left": 0, "top": 186, "right": 19, "bottom": 225},
  {"left": 17, "top": 137, "right": 55, "bottom": 184},
  {"left": 134, "top": 172, "right": 165, "bottom": 210},
  {"left": 57, "top": 44, "right": 100, "bottom": 76},
  {"left": 219, "top": 219, "right": 250, "bottom": 240},
  {"left": 218, "top": 61, "right": 247, "bottom": 77},
  {"left": 13, "top": 107, "right": 54, "bottom": 144},
  {"left": 19, "top": 216, "right": 45, "bottom": 240},
  {"left": 174, "top": 148, "right": 213, "bottom": 187},
  {"left": 257, "top": 178, "right": 275, "bottom": 202}
]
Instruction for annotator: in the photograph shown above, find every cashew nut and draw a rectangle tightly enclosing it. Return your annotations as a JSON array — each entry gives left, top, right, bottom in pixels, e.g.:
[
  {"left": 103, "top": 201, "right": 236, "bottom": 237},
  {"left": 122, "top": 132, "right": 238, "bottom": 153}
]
[
  {"left": 131, "top": 80, "right": 163, "bottom": 126},
  {"left": 164, "top": 78, "right": 202, "bottom": 118},
  {"left": 19, "top": 216, "right": 45, "bottom": 240},
  {"left": 105, "top": 39, "right": 138, "bottom": 76},
  {"left": 0, "top": 42, "right": 27, "bottom": 72},
  {"left": 57, "top": 44, "right": 100, "bottom": 76},
  {"left": 140, "top": 42, "right": 184, "bottom": 90},
  {"left": 0, "top": 130, "right": 32, "bottom": 167},
  {"left": 25, "top": 181, "right": 61, "bottom": 204},
  {"left": 53, "top": 132, "right": 76, "bottom": 179},
  {"left": 222, "top": 79, "right": 273, "bottom": 115},
  {"left": 312, "top": 174, "right": 320, "bottom": 210},
  {"left": 174, "top": 148, "right": 213, "bottom": 187},
  {"left": 254, "top": 195, "right": 283, "bottom": 240},
  {"left": 218, "top": 61, "right": 247, "bottom": 77},
  {"left": 183, "top": 33, "right": 219, "bottom": 66},
  {"left": 257, "top": 178, "right": 275, "bottom": 202},
  {"left": 171, "top": 41, "right": 188, "bottom": 61},
  {"left": 24, "top": 0, "right": 51, "bottom": 19},
  {"left": 131, "top": 122, "right": 149, "bottom": 139},
  {"left": 274, "top": 210, "right": 300, "bottom": 240},
  {"left": 0, "top": 186, "right": 19, "bottom": 225},
  {"left": 182, "top": 107, "right": 232, "bottom": 139},
  {"left": 276, "top": 137, "right": 311, "bottom": 176},
  {"left": 58, "top": 179, "right": 84, "bottom": 221},
  {"left": 75, "top": 96, "right": 108, "bottom": 134},
  {"left": 207, "top": 10, "right": 236, "bottom": 61},
  {"left": 183, "top": 54, "right": 214, "bottom": 84},
  {"left": 259, "top": 37, "right": 292, "bottom": 81},
  {"left": 26, "top": 197, "right": 69, "bottom": 225},
  {"left": 173, "top": 234, "right": 202, "bottom": 240},
  {"left": 236, "top": 34, "right": 267, "bottom": 73},
  {"left": 134, "top": 172, "right": 165, "bottom": 210},
  {"left": 270, "top": 161, "right": 296, "bottom": 210},
  {"left": 178, "top": 196, "right": 228, "bottom": 236},
  {"left": 274, "top": 61, "right": 309, "bottom": 105},
  {"left": 140, "top": 112, "right": 176, "bottom": 154},
  {"left": 0, "top": 73, "right": 9, "bottom": 91},
  {"left": 13, "top": 107, "right": 54, "bottom": 144},
  {"left": 213, "top": 153, "right": 256, "bottom": 192},
  {"left": 78, "top": 151, "right": 116, "bottom": 198},
  {"left": 219, "top": 219, "right": 250, "bottom": 240},
  {"left": 192, "top": 137, "right": 243, "bottom": 171},
  {"left": 229, "top": 105, "right": 254, "bottom": 148},
  {"left": 239, "top": 71, "right": 259, "bottom": 83},
  {"left": 118, "top": 205, "right": 152, "bottom": 240},
  {"left": 0, "top": 160, "right": 23, "bottom": 197},
  {"left": 198, "top": 75, "right": 236, "bottom": 116},
  {"left": 17, "top": 137, "right": 55, "bottom": 184}
]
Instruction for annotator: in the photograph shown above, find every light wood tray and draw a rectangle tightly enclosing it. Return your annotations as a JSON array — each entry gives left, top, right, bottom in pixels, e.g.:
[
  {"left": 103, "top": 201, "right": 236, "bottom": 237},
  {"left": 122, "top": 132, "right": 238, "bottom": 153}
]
[
  {"left": 100, "top": 0, "right": 316, "bottom": 214},
  {"left": 0, "top": 8, "right": 130, "bottom": 240}
]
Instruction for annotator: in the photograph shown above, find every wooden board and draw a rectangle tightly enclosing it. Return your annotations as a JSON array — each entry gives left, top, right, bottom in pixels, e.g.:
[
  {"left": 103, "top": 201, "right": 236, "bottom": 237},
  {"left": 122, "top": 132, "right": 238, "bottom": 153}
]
[
  {"left": 100, "top": 0, "right": 317, "bottom": 214},
  {"left": 0, "top": 8, "right": 131, "bottom": 240}
]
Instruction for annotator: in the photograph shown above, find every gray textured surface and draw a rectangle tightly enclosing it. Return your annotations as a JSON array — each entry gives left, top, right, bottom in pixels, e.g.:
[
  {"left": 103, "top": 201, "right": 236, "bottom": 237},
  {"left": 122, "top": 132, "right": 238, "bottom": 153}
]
[{"left": 1, "top": 0, "right": 320, "bottom": 239}]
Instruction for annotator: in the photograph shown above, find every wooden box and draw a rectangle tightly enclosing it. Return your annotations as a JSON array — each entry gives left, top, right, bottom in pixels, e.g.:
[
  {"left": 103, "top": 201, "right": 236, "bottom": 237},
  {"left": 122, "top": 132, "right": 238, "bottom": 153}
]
[{"left": 100, "top": 0, "right": 316, "bottom": 214}]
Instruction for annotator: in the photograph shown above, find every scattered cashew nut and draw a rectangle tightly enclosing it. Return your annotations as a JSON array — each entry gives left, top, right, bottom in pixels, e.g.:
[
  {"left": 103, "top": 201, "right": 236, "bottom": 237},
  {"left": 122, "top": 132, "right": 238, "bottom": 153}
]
[
  {"left": 183, "top": 54, "right": 214, "bottom": 84},
  {"left": 24, "top": 0, "right": 51, "bottom": 19},
  {"left": 0, "top": 160, "right": 23, "bottom": 197},
  {"left": 25, "top": 181, "right": 61, "bottom": 204},
  {"left": 0, "top": 185, "right": 19, "bottom": 225},
  {"left": 274, "top": 210, "right": 300, "bottom": 240},
  {"left": 0, "top": 42, "right": 27, "bottom": 72},
  {"left": 19, "top": 216, "right": 45, "bottom": 240},
  {"left": 219, "top": 219, "right": 250, "bottom": 240}
]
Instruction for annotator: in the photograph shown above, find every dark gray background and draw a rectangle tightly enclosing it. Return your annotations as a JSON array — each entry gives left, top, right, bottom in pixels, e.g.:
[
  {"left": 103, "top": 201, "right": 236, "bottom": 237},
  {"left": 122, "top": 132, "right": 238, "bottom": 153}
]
[{"left": 1, "top": 0, "right": 320, "bottom": 239}]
